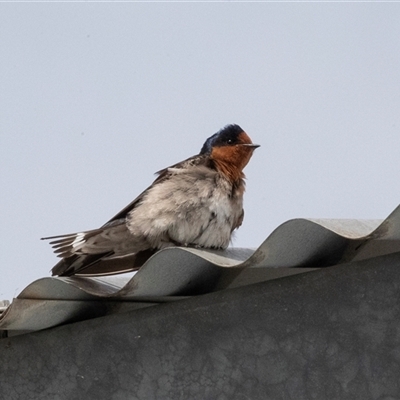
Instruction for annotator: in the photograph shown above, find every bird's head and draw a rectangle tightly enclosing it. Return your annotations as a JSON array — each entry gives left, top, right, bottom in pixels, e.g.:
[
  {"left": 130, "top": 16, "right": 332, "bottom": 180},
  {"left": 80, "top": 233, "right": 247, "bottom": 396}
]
[{"left": 200, "top": 124, "right": 259, "bottom": 181}]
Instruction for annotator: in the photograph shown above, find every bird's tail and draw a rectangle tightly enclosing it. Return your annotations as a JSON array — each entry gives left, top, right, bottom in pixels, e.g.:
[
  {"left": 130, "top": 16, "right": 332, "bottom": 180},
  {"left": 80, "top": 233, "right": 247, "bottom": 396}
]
[
  {"left": 42, "top": 220, "right": 154, "bottom": 276},
  {"left": 42, "top": 220, "right": 131, "bottom": 258}
]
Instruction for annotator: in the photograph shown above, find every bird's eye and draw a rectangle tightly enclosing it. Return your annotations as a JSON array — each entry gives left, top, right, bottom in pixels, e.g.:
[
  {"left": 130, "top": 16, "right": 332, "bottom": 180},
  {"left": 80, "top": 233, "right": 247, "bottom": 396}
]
[{"left": 227, "top": 139, "right": 233, "bottom": 144}]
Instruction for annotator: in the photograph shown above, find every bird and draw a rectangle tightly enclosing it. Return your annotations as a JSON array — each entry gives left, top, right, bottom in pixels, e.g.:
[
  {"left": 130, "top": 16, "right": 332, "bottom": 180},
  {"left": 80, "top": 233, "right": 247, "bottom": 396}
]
[{"left": 42, "top": 124, "right": 259, "bottom": 276}]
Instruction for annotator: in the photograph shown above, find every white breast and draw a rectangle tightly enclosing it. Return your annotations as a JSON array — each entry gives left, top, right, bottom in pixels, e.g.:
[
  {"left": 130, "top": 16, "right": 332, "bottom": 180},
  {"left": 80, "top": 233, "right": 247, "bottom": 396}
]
[{"left": 127, "top": 166, "right": 243, "bottom": 250}]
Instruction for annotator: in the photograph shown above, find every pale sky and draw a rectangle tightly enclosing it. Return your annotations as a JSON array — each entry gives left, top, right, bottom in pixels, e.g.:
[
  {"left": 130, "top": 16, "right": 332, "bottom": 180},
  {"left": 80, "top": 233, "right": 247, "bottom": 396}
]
[{"left": 1, "top": 3, "right": 400, "bottom": 301}]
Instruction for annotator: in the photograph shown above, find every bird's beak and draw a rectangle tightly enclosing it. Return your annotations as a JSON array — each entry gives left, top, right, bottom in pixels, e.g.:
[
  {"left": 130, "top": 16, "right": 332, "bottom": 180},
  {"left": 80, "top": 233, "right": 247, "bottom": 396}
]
[{"left": 242, "top": 143, "right": 260, "bottom": 149}]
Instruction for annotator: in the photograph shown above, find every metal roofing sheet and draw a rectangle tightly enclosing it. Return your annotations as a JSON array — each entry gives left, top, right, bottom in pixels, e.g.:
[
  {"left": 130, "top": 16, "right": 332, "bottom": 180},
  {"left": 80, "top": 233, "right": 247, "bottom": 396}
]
[
  {"left": 2, "top": 251, "right": 399, "bottom": 399},
  {"left": 2, "top": 204, "right": 400, "bottom": 334}
]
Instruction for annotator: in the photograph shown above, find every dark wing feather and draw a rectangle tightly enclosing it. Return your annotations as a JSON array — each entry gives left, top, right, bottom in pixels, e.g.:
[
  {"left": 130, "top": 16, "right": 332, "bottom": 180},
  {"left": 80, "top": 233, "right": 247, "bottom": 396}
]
[
  {"left": 106, "top": 154, "right": 207, "bottom": 223},
  {"left": 48, "top": 154, "right": 209, "bottom": 276}
]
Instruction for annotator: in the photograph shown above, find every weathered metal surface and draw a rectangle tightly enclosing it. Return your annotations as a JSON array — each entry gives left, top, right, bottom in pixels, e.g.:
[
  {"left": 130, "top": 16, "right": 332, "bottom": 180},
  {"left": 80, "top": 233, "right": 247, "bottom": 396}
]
[
  {"left": 2, "top": 204, "right": 400, "bottom": 333},
  {"left": 1, "top": 251, "right": 400, "bottom": 399},
  {"left": 0, "top": 265, "right": 315, "bottom": 333}
]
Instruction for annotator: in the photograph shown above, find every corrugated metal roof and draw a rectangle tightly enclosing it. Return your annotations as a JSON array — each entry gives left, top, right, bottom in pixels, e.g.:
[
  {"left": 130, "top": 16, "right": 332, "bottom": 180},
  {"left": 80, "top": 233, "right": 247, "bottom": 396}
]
[
  {"left": 2, "top": 204, "right": 400, "bottom": 335},
  {"left": 2, "top": 251, "right": 400, "bottom": 399}
]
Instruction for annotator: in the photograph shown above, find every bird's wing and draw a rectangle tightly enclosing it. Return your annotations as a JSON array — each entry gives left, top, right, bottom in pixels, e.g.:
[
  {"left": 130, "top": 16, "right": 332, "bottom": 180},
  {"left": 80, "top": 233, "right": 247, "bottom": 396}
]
[
  {"left": 106, "top": 154, "right": 207, "bottom": 223},
  {"left": 47, "top": 154, "right": 208, "bottom": 276},
  {"left": 233, "top": 208, "right": 244, "bottom": 231}
]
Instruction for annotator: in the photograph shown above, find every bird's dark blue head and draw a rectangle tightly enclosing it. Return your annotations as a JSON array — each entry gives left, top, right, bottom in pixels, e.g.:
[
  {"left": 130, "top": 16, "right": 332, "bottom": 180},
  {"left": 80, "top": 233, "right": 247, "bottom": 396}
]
[
  {"left": 200, "top": 124, "right": 248, "bottom": 155},
  {"left": 199, "top": 124, "right": 259, "bottom": 180}
]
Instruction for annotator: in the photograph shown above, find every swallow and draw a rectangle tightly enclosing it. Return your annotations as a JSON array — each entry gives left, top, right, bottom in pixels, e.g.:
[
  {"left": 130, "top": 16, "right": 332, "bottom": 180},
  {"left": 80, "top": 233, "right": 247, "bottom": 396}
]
[{"left": 42, "top": 124, "right": 260, "bottom": 276}]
